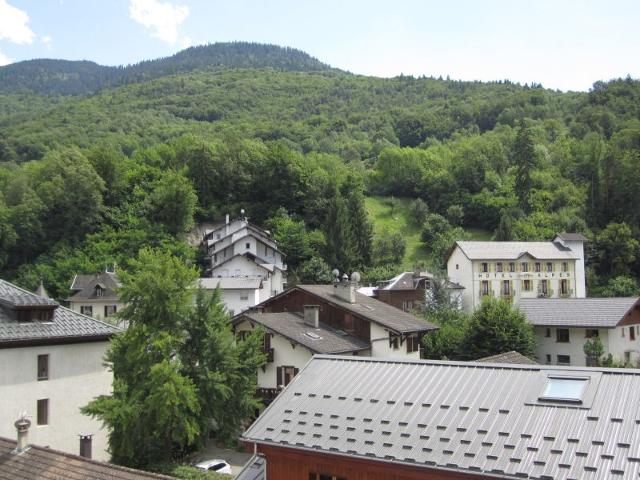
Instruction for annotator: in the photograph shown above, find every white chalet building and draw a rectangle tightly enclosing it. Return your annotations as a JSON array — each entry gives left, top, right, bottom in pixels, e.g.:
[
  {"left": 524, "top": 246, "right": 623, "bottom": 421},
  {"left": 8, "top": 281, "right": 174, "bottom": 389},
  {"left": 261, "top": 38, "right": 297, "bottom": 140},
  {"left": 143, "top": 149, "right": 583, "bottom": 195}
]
[
  {"left": 67, "top": 270, "right": 124, "bottom": 326},
  {"left": 519, "top": 297, "right": 640, "bottom": 367},
  {"left": 201, "top": 214, "right": 286, "bottom": 315},
  {"left": 0, "top": 279, "right": 120, "bottom": 461},
  {"left": 447, "top": 233, "right": 587, "bottom": 312}
]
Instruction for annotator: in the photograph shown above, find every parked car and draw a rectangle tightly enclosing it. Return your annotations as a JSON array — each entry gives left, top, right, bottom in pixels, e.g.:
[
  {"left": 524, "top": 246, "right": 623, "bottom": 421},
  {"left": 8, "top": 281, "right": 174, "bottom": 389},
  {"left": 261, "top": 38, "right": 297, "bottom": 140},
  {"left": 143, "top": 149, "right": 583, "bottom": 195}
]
[{"left": 194, "top": 458, "right": 232, "bottom": 474}]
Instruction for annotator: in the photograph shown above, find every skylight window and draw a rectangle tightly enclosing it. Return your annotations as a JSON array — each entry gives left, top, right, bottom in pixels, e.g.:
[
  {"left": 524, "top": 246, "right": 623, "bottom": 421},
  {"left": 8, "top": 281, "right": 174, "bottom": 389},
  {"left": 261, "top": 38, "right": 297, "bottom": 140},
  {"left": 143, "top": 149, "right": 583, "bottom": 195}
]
[
  {"left": 540, "top": 376, "right": 588, "bottom": 403},
  {"left": 304, "top": 332, "right": 321, "bottom": 340}
]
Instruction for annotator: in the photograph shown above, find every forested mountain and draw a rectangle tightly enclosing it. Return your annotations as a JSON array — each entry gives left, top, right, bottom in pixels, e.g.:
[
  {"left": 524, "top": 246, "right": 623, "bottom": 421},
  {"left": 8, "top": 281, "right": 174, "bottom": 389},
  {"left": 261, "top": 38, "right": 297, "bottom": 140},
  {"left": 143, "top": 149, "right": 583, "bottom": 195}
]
[
  {"left": 0, "top": 44, "right": 639, "bottom": 300},
  {"left": 0, "top": 42, "right": 332, "bottom": 95}
]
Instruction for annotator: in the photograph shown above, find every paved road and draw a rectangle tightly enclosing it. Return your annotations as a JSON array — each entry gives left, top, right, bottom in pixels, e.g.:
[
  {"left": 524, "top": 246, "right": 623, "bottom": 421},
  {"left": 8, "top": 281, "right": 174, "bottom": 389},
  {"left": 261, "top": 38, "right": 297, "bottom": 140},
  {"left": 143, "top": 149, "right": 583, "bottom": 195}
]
[{"left": 191, "top": 444, "right": 253, "bottom": 477}]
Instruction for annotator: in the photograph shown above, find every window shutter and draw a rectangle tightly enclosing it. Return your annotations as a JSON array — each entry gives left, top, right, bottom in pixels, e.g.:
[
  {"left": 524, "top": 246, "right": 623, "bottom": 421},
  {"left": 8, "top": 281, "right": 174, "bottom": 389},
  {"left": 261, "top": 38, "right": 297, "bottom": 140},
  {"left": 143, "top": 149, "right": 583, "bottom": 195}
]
[
  {"left": 509, "top": 280, "right": 513, "bottom": 293},
  {"left": 277, "top": 367, "right": 283, "bottom": 387},
  {"left": 104, "top": 306, "right": 108, "bottom": 317},
  {"left": 264, "top": 333, "right": 271, "bottom": 350},
  {"left": 293, "top": 368, "right": 299, "bottom": 377},
  {"left": 521, "top": 280, "right": 525, "bottom": 290}
]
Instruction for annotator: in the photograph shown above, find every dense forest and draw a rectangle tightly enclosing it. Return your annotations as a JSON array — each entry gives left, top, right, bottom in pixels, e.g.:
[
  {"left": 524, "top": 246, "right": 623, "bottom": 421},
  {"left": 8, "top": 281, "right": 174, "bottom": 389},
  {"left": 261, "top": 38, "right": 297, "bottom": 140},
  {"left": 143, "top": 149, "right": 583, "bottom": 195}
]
[{"left": 0, "top": 42, "right": 639, "bottom": 300}]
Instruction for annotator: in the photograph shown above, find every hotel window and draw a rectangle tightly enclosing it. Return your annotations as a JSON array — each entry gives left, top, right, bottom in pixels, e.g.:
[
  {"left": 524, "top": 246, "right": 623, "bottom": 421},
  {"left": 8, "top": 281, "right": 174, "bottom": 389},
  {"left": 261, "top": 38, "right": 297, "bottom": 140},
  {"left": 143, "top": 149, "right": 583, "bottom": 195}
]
[
  {"left": 37, "top": 354, "right": 49, "bottom": 381},
  {"left": 560, "top": 279, "right": 569, "bottom": 295},
  {"left": 496, "top": 262, "right": 503, "bottom": 273},
  {"left": 481, "top": 262, "right": 488, "bottom": 273},
  {"left": 521, "top": 262, "right": 529, "bottom": 272},
  {"left": 481, "top": 280, "right": 490, "bottom": 296},
  {"left": 546, "top": 262, "right": 553, "bottom": 272},
  {"left": 508, "top": 262, "right": 515, "bottom": 272},
  {"left": 562, "top": 262, "right": 568, "bottom": 272},
  {"left": 585, "top": 329, "right": 599, "bottom": 338},
  {"left": 37, "top": 399, "right": 49, "bottom": 425},
  {"left": 523, "top": 279, "right": 531, "bottom": 291},
  {"left": 539, "top": 279, "right": 549, "bottom": 295},
  {"left": 534, "top": 262, "right": 541, "bottom": 272},
  {"left": 556, "top": 329, "right": 570, "bottom": 343},
  {"left": 80, "top": 305, "right": 93, "bottom": 316},
  {"left": 502, "top": 280, "right": 510, "bottom": 295}
]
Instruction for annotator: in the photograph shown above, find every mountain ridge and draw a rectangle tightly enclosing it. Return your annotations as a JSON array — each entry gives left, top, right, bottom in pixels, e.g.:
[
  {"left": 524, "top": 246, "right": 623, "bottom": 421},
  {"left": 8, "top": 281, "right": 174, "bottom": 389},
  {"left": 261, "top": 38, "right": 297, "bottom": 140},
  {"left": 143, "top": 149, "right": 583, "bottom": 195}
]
[{"left": 0, "top": 42, "right": 335, "bottom": 96}]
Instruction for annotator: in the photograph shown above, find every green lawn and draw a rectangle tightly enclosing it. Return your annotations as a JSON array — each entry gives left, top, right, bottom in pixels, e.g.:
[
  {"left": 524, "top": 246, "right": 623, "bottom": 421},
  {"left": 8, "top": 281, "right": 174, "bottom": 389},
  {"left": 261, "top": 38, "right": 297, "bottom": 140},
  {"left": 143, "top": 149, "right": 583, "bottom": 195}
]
[{"left": 365, "top": 196, "right": 492, "bottom": 268}]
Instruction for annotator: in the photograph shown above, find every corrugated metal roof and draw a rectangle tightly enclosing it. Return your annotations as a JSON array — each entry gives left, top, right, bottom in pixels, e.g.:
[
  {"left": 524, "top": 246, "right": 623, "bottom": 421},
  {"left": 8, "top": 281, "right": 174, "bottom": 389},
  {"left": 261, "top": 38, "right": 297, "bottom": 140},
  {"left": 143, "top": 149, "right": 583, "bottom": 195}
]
[
  {"left": 239, "top": 312, "right": 369, "bottom": 354},
  {"left": 519, "top": 298, "right": 640, "bottom": 327},
  {"left": 295, "top": 285, "right": 437, "bottom": 334},
  {"left": 455, "top": 241, "right": 578, "bottom": 260},
  {"left": 477, "top": 351, "right": 538, "bottom": 365},
  {"left": 244, "top": 355, "right": 640, "bottom": 480},
  {"left": 0, "top": 279, "right": 121, "bottom": 345},
  {"left": 198, "top": 277, "right": 262, "bottom": 290},
  {"left": 0, "top": 437, "right": 174, "bottom": 479}
]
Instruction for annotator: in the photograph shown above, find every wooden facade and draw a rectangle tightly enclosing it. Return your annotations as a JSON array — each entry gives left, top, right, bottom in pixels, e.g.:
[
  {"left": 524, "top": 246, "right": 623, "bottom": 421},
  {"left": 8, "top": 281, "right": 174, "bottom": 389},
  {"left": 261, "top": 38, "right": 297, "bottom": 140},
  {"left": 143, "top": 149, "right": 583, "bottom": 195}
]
[
  {"left": 256, "top": 444, "right": 501, "bottom": 480},
  {"left": 262, "top": 289, "right": 372, "bottom": 341}
]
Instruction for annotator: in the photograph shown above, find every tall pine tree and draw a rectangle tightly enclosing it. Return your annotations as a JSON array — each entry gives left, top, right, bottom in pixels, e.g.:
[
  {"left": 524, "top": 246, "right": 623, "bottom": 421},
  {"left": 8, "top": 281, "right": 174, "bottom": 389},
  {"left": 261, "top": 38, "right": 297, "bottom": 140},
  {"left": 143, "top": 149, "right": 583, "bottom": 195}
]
[
  {"left": 324, "top": 185, "right": 357, "bottom": 273},
  {"left": 513, "top": 122, "right": 536, "bottom": 213}
]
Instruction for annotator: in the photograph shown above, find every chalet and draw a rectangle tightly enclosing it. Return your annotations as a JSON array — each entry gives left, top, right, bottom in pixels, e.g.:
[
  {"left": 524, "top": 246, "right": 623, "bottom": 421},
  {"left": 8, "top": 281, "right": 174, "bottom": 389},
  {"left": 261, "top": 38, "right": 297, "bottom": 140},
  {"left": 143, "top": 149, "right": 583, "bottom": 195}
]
[
  {"left": 366, "top": 270, "right": 464, "bottom": 312},
  {"left": 202, "top": 213, "right": 286, "bottom": 301},
  {"left": 519, "top": 297, "right": 640, "bottom": 367},
  {"left": 0, "top": 418, "right": 173, "bottom": 479},
  {"left": 67, "top": 270, "right": 124, "bottom": 325},
  {"left": 446, "top": 233, "right": 587, "bottom": 312},
  {"left": 243, "top": 355, "right": 640, "bottom": 480},
  {"left": 0, "top": 279, "right": 121, "bottom": 461},
  {"left": 198, "top": 277, "right": 268, "bottom": 316},
  {"left": 233, "top": 278, "right": 437, "bottom": 394}
]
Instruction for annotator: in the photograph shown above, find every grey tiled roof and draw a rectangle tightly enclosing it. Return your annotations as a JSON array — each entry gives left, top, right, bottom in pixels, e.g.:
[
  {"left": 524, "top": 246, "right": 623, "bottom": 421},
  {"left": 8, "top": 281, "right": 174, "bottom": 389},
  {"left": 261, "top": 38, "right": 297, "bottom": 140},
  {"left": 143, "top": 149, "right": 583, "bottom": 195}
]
[
  {"left": 296, "top": 285, "right": 437, "bottom": 334},
  {"left": 67, "top": 271, "right": 120, "bottom": 301},
  {"left": 555, "top": 232, "right": 588, "bottom": 242},
  {"left": 239, "top": 311, "right": 369, "bottom": 354},
  {"left": 0, "top": 279, "right": 121, "bottom": 345},
  {"left": 0, "top": 437, "right": 175, "bottom": 479},
  {"left": 477, "top": 350, "right": 538, "bottom": 365},
  {"left": 235, "top": 454, "right": 265, "bottom": 480},
  {"left": 0, "top": 280, "right": 58, "bottom": 308},
  {"left": 244, "top": 355, "right": 640, "bottom": 480},
  {"left": 519, "top": 297, "right": 640, "bottom": 327},
  {"left": 454, "top": 240, "right": 578, "bottom": 260}
]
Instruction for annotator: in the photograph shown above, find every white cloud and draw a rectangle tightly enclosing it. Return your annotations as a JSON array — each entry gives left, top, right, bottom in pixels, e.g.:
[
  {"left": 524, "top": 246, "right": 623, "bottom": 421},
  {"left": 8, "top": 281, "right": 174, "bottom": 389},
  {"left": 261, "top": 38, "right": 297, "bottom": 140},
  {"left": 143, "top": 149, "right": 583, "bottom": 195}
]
[
  {"left": 0, "top": 48, "right": 12, "bottom": 66},
  {"left": 129, "top": 0, "right": 189, "bottom": 45},
  {"left": 41, "top": 35, "right": 52, "bottom": 49},
  {"left": 0, "top": 0, "right": 35, "bottom": 45}
]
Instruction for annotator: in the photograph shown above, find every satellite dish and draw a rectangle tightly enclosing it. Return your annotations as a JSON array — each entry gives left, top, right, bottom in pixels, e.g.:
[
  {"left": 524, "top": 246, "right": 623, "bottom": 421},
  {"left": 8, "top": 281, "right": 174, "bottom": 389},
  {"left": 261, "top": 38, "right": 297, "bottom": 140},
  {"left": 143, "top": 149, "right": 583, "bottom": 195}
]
[{"left": 351, "top": 271, "right": 361, "bottom": 283}]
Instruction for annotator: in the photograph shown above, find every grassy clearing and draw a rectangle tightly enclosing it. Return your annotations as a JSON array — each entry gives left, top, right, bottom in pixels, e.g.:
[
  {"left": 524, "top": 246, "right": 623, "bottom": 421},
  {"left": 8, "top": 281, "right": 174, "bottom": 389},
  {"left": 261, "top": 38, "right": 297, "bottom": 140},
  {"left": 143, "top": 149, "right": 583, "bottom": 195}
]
[{"left": 365, "top": 196, "right": 492, "bottom": 268}]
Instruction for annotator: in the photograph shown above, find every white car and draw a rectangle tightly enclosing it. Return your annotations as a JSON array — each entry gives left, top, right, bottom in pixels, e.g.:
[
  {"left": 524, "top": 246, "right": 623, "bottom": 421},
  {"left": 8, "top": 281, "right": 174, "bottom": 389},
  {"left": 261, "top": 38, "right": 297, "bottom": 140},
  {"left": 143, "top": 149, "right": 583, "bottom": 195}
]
[{"left": 194, "top": 458, "right": 232, "bottom": 474}]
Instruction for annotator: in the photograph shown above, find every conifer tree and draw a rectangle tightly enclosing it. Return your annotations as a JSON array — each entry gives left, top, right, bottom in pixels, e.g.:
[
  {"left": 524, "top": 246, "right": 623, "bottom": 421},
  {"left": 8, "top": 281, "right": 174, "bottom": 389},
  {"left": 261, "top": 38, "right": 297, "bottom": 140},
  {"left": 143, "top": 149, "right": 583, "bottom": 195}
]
[
  {"left": 343, "top": 176, "right": 373, "bottom": 269},
  {"left": 324, "top": 185, "right": 357, "bottom": 273},
  {"left": 513, "top": 122, "right": 536, "bottom": 213}
]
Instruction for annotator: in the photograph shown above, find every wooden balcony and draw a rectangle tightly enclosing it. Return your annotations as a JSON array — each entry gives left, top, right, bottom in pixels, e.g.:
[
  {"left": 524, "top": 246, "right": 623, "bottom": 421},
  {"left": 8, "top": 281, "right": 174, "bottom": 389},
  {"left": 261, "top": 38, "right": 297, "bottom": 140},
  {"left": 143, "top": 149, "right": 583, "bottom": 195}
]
[{"left": 256, "top": 387, "right": 281, "bottom": 402}]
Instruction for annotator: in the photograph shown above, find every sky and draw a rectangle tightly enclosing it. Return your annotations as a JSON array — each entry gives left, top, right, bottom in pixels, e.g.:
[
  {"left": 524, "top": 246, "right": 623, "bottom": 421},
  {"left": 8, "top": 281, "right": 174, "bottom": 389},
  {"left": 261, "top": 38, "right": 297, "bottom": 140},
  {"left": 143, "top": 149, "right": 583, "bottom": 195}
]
[{"left": 0, "top": 0, "right": 638, "bottom": 92}]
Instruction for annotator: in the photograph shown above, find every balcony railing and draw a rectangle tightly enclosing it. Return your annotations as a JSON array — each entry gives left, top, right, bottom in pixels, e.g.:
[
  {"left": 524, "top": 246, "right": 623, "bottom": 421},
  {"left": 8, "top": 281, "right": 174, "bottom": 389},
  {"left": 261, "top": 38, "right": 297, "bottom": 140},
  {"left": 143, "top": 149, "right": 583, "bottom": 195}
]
[
  {"left": 256, "top": 387, "right": 282, "bottom": 401},
  {"left": 479, "top": 289, "right": 495, "bottom": 298},
  {"left": 537, "top": 288, "right": 554, "bottom": 298},
  {"left": 559, "top": 288, "right": 574, "bottom": 298},
  {"left": 262, "top": 347, "right": 274, "bottom": 363}
]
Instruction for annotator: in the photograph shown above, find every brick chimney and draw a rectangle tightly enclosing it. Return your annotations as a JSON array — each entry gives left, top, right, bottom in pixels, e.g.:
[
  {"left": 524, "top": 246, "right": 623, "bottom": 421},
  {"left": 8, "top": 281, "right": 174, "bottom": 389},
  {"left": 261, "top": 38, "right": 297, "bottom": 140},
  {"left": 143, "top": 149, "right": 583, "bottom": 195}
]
[
  {"left": 13, "top": 416, "right": 31, "bottom": 454},
  {"left": 303, "top": 305, "right": 320, "bottom": 328}
]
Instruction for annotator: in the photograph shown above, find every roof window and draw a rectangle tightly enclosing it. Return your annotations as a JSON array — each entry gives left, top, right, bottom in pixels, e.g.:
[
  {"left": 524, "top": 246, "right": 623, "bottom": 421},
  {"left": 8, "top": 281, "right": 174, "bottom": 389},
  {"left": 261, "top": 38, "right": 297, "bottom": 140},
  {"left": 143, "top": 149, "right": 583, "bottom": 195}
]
[
  {"left": 540, "top": 376, "right": 588, "bottom": 403},
  {"left": 304, "top": 332, "right": 321, "bottom": 340}
]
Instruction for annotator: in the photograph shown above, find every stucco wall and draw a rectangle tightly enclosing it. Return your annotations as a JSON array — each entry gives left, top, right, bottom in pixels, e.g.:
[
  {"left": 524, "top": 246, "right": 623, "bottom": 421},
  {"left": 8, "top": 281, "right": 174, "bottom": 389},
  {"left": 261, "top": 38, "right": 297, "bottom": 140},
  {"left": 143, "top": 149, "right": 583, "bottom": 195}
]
[
  {"left": 370, "top": 323, "right": 420, "bottom": 359},
  {"left": 0, "top": 342, "right": 112, "bottom": 461},
  {"left": 447, "top": 248, "right": 474, "bottom": 313},
  {"left": 69, "top": 301, "right": 124, "bottom": 325}
]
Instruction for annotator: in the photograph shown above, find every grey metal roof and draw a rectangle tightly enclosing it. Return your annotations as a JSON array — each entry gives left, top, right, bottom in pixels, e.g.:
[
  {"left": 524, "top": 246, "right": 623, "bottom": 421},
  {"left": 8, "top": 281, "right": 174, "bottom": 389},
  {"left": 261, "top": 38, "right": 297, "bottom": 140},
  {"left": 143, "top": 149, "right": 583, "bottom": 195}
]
[
  {"left": 0, "top": 280, "right": 58, "bottom": 308},
  {"left": 67, "top": 271, "right": 120, "bottom": 301},
  {"left": 555, "top": 232, "right": 588, "bottom": 242},
  {"left": 239, "top": 311, "right": 369, "bottom": 354},
  {"left": 295, "top": 285, "right": 438, "bottom": 334},
  {"left": 454, "top": 241, "right": 578, "bottom": 260},
  {"left": 235, "top": 454, "right": 265, "bottom": 480},
  {"left": 198, "top": 277, "right": 263, "bottom": 290},
  {"left": 0, "top": 437, "right": 174, "bottom": 479},
  {"left": 0, "top": 279, "right": 121, "bottom": 346},
  {"left": 519, "top": 297, "right": 640, "bottom": 327},
  {"left": 477, "top": 351, "right": 538, "bottom": 365},
  {"left": 243, "top": 355, "right": 640, "bottom": 480}
]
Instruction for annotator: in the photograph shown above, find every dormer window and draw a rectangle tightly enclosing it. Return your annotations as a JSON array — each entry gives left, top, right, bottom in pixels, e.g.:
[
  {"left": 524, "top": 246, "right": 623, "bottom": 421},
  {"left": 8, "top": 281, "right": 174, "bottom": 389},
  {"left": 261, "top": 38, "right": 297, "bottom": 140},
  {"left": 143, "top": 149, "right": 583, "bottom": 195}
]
[
  {"left": 539, "top": 376, "right": 588, "bottom": 404},
  {"left": 95, "top": 286, "right": 103, "bottom": 297}
]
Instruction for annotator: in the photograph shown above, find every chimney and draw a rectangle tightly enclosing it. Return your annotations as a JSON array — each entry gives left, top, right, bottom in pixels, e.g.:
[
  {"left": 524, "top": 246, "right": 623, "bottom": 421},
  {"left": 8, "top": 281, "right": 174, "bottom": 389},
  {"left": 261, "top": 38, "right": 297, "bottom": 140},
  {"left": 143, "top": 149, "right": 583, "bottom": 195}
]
[
  {"left": 13, "top": 416, "right": 31, "bottom": 454},
  {"left": 334, "top": 274, "right": 357, "bottom": 304},
  {"left": 303, "top": 305, "right": 320, "bottom": 328}
]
